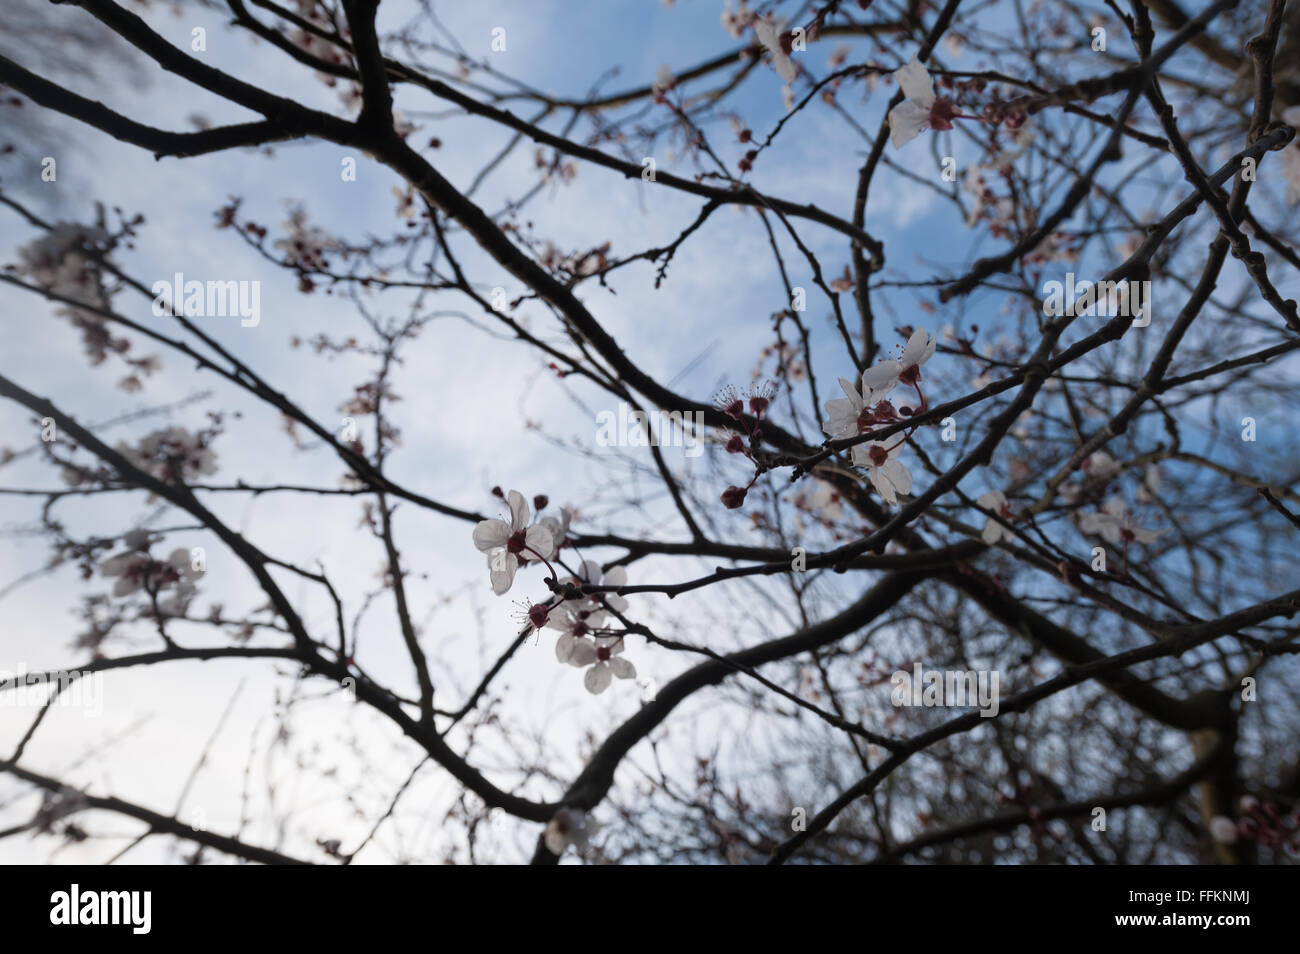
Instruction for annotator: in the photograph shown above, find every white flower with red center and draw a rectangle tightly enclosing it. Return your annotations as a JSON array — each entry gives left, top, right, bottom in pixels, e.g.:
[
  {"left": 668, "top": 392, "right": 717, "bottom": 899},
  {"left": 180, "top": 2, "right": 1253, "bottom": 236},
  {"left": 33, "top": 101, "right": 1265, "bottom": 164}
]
[
  {"left": 544, "top": 808, "right": 600, "bottom": 856},
  {"left": 887, "top": 57, "right": 962, "bottom": 148},
  {"left": 821, "top": 374, "right": 901, "bottom": 441},
  {"left": 569, "top": 559, "right": 629, "bottom": 615},
  {"left": 754, "top": 18, "right": 797, "bottom": 85},
  {"left": 852, "top": 440, "right": 912, "bottom": 506},
  {"left": 578, "top": 636, "right": 636, "bottom": 694},
  {"left": 539, "top": 506, "right": 574, "bottom": 553},
  {"left": 861, "top": 328, "right": 938, "bottom": 400},
  {"left": 976, "top": 490, "right": 1013, "bottom": 544},
  {"left": 472, "top": 490, "right": 555, "bottom": 595},
  {"left": 1077, "top": 496, "right": 1163, "bottom": 546},
  {"left": 554, "top": 632, "right": 599, "bottom": 669},
  {"left": 547, "top": 595, "right": 607, "bottom": 666},
  {"left": 100, "top": 546, "right": 202, "bottom": 598},
  {"left": 117, "top": 427, "right": 218, "bottom": 484}
]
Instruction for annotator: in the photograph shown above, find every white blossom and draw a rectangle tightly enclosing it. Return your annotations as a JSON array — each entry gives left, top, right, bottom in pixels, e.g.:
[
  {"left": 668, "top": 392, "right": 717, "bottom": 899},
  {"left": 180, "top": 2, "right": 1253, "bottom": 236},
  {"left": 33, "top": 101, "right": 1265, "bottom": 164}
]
[
  {"left": 852, "top": 439, "right": 912, "bottom": 506},
  {"left": 544, "top": 808, "right": 600, "bottom": 855},
  {"left": 976, "top": 490, "right": 1012, "bottom": 544},
  {"left": 472, "top": 490, "right": 555, "bottom": 595}
]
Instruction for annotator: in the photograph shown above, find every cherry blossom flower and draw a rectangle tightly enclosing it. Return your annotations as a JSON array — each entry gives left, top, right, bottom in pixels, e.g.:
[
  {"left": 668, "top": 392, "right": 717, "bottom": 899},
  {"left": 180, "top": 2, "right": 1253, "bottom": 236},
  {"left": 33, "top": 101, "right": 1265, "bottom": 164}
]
[
  {"left": 1209, "top": 815, "right": 1238, "bottom": 845},
  {"left": 1077, "top": 496, "right": 1163, "bottom": 546},
  {"left": 852, "top": 439, "right": 912, "bottom": 506},
  {"left": 117, "top": 427, "right": 218, "bottom": 484},
  {"left": 100, "top": 546, "right": 201, "bottom": 599},
  {"left": 1135, "top": 464, "right": 1161, "bottom": 504},
  {"left": 472, "top": 490, "right": 555, "bottom": 595},
  {"left": 273, "top": 207, "right": 339, "bottom": 272},
  {"left": 821, "top": 374, "right": 899, "bottom": 440},
  {"left": 1083, "top": 450, "right": 1121, "bottom": 481},
  {"left": 792, "top": 478, "right": 844, "bottom": 525},
  {"left": 887, "top": 57, "right": 960, "bottom": 148},
  {"left": 544, "top": 808, "right": 600, "bottom": 856},
  {"left": 653, "top": 64, "right": 675, "bottom": 99},
  {"left": 17, "top": 222, "right": 126, "bottom": 365},
  {"left": 822, "top": 376, "right": 868, "bottom": 440},
  {"left": 539, "top": 506, "right": 574, "bottom": 552},
  {"left": 754, "top": 18, "right": 797, "bottom": 84},
  {"left": 976, "top": 490, "right": 1013, "bottom": 544},
  {"left": 565, "top": 559, "right": 629, "bottom": 615},
  {"left": 721, "top": 0, "right": 754, "bottom": 39},
  {"left": 861, "top": 328, "right": 938, "bottom": 398},
  {"left": 579, "top": 636, "right": 637, "bottom": 694},
  {"left": 829, "top": 265, "right": 854, "bottom": 293},
  {"left": 555, "top": 634, "right": 600, "bottom": 669}
]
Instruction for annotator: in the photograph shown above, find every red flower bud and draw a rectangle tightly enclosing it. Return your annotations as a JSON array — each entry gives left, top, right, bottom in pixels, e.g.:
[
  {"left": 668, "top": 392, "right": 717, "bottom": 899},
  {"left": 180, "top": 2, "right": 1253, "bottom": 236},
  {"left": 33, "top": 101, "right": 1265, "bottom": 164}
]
[{"left": 721, "top": 485, "right": 748, "bottom": 509}]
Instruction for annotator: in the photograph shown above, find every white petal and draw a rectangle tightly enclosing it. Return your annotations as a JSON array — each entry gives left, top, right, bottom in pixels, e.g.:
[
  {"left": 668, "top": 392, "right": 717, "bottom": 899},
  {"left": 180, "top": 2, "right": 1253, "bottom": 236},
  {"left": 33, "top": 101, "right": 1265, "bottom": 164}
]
[
  {"left": 774, "top": 51, "right": 797, "bottom": 84},
  {"left": 832, "top": 376, "right": 854, "bottom": 403},
  {"left": 861, "top": 360, "right": 901, "bottom": 398},
  {"left": 882, "top": 458, "right": 912, "bottom": 495},
  {"left": 901, "top": 328, "right": 935, "bottom": 366},
  {"left": 603, "top": 565, "right": 627, "bottom": 588},
  {"left": 981, "top": 519, "right": 1003, "bottom": 545},
  {"left": 507, "top": 489, "right": 529, "bottom": 530},
  {"left": 489, "top": 555, "right": 518, "bottom": 595},
  {"left": 870, "top": 467, "right": 898, "bottom": 506},
  {"left": 608, "top": 656, "right": 637, "bottom": 680},
  {"left": 524, "top": 524, "right": 555, "bottom": 559},
  {"left": 555, "top": 633, "right": 578, "bottom": 663},
  {"left": 473, "top": 518, "right": 510, "bottom": 552},
  {"left": 544, "top": 824, "right": 569, "bottom": 855},
  {"left": 568, "top": 638, "right": 598, "bottom": 667},
  {"left": 894, "top": 57, "right": 935, "bottom": 105},
  {"left": 887, "top": 101, "right": 930, "bottom": 149},
  {"left": 584, "top": 663, "right": 612, "bottom": 694},
  {"left": 976, "top": 490, "right": 1005, "bottom": 509},
  {"left": 100, "top": 553, "right": 133, "bottom": 577},
  {"left": 578, "top": 560, "right": 602, "bottom": 584},
  {"left": 754, "top": 19, "right": 780, "bottom": 55},
  {"left": 1101, "top": 496, "right": 1128, "bottom": 521}
]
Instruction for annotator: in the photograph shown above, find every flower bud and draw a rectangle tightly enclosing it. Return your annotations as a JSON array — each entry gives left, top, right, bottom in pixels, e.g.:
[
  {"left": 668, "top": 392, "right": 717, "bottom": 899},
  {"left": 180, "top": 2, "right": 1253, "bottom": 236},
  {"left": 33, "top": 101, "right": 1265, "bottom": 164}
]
[{"left": 721, "top": 485, "right": 748, "bottom": 509}]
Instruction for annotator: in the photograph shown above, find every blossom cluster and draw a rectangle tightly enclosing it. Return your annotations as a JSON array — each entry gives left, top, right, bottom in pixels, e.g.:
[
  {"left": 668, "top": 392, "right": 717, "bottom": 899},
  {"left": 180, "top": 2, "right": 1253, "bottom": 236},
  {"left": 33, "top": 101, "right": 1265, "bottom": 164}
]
[
  {"left": 472, "top": 492, "right": 636, "bottom": 695},
  {"left": 821, "top": 329, "right": 936, "bottom": 505},
  {"left": 99, "top": 529, "right": 203, "bottom": 616},
  {"left": 115, "top": 427, "right": 218, "bottom": 485}
]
